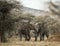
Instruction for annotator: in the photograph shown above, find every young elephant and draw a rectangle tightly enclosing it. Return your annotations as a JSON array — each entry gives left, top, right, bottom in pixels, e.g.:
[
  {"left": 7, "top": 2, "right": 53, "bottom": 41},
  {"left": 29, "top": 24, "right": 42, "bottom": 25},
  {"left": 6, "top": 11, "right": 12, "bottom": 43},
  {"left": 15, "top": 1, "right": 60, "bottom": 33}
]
[
  {"left": 37, "top": 23, "right": 49, "bottom": 41},
  {"left": 18, "top": 23, "right": 37, "bottom": 41}
]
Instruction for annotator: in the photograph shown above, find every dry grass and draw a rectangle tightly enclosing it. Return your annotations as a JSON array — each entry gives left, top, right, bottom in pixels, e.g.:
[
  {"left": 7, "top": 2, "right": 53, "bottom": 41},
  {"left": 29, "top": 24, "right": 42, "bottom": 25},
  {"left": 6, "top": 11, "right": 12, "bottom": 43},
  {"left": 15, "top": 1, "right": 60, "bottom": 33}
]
[
  {"left": 47, "top": 34, "right": 60, "bottom": 42},
  {"left": 0, "top": 41, "right": 60, "bottom": 46},
  {"left": 0, "top": 37, "right": 60, "bottom": 46}
]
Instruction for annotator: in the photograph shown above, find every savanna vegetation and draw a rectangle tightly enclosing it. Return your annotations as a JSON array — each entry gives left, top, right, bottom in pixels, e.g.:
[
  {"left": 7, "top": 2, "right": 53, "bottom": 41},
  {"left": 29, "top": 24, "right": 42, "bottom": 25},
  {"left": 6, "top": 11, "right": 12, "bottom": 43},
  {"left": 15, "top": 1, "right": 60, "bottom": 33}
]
[{"left": 0, "top": 0, "right": 60, "bottom": 46}]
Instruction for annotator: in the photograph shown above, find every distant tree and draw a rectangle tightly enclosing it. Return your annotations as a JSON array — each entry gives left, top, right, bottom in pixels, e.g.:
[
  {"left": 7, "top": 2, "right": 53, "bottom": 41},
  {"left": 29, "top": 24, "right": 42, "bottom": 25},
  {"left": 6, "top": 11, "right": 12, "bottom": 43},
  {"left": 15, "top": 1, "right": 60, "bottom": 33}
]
[
  {"left": 48, "top": 1, "right": 60, "bottom": 15},
  {"left": 46, "top": 1, "right": 60, "bottom": 34},
  {"left": 0, "top": 0, "right": 22, "bottom": 42},
  {"left": 32, "top": 15, "right": 60, "bottom": 34},
  {"left": 19, "top": 13, "right": 35, "bottom": 23}
]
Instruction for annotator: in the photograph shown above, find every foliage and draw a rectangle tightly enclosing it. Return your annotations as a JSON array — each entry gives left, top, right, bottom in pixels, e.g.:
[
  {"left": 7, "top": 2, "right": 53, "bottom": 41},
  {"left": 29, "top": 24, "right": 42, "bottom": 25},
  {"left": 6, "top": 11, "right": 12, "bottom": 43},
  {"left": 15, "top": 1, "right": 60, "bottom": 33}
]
[
  {"left": 32, "top": 15, "right": 60, "bottom": 34},
  {"left": 0, "top": 0, "right": 21, "bottom": 42},
  {"left": 48, "top": 1, "right": 60, "bottom": 15}
]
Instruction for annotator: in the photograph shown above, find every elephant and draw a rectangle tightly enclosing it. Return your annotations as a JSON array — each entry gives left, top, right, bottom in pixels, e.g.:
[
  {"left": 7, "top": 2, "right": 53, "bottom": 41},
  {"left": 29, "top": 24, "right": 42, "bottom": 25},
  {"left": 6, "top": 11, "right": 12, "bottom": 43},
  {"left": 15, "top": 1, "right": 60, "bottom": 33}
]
[
  {"left": 18, "top": 23, "right": 37, "bottom": 41},
  {"left": 37, "top": 23, "right": 49, "bottom": 41}
]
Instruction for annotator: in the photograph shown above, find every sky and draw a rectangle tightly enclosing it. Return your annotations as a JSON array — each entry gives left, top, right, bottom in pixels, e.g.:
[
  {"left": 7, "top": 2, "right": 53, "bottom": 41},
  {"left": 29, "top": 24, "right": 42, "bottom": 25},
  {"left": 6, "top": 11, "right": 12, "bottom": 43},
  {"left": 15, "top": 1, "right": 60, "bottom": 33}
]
[{"left": 17, "top": 0, "right": 60, "bottom": 11}]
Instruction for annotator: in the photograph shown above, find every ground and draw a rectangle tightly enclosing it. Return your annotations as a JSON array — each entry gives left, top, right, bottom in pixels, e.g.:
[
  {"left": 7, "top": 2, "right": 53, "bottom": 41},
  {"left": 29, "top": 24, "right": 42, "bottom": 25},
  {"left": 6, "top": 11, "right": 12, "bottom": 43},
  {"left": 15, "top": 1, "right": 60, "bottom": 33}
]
[
  {"left": 0, "top": 41, "right": 60, "bottom": 46},
  {"left": 0, "top": 37, "right": 60, "bottom": 46}
]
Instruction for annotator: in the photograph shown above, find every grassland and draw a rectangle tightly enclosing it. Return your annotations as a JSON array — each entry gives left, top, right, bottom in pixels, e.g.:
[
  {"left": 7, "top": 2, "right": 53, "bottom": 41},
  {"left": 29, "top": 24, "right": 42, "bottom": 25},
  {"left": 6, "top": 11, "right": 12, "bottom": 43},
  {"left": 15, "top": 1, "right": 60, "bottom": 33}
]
[{"left": 0, "top": 37, "right": 60, "bottom": 46}]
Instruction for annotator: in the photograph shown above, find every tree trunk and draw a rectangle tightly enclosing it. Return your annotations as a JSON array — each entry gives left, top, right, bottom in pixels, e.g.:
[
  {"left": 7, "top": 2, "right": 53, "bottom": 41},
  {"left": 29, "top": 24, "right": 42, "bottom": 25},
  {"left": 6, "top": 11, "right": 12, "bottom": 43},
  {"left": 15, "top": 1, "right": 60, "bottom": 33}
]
[{"left": 0, "top": 31, "right": 8, "bottom": 43}]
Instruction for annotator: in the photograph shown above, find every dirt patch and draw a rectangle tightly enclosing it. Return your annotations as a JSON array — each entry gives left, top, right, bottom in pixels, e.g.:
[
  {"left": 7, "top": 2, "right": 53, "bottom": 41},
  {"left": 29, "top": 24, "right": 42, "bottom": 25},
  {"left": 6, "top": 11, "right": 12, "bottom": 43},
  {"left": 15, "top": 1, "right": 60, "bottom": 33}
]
[{"left": 47, "top": 35, "right": 60, "bottom": 42}]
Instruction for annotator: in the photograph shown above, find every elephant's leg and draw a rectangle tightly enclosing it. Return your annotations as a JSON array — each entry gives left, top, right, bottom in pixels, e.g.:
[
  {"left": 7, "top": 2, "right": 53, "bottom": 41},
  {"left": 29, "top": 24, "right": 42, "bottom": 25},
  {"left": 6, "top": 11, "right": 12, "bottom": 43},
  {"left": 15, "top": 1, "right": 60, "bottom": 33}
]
[
  {"left": 20, "top": 33, "right": 22, "bottom": 41},
  {"left": 46, "top": 32, "right": 49, "bottom": 39},
  {"left": 27, "top": 33, "right": 31, "bottom": 41},
  {"left": 33, "top": 31, "right": 38, "bottom": 41},
  {"left": 35, "top": 36, "right": 37, "bottom": 41},
  {"left": 40, "top": 33, "right": 44, "bottom": 41},
  {"left": 25, "top": 34, "right": 27, "bottom": 41},
  {"left": 35, "top": 33, "right": 37, "bottom": 41}
]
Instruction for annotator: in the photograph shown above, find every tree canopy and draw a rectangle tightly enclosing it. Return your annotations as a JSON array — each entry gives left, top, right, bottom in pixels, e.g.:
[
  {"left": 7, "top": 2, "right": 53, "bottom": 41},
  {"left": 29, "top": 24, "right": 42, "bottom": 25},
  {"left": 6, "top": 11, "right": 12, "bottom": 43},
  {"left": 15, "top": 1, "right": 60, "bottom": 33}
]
[{"left": 0, "top": 0, "right": 22, "bottom": 42}]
